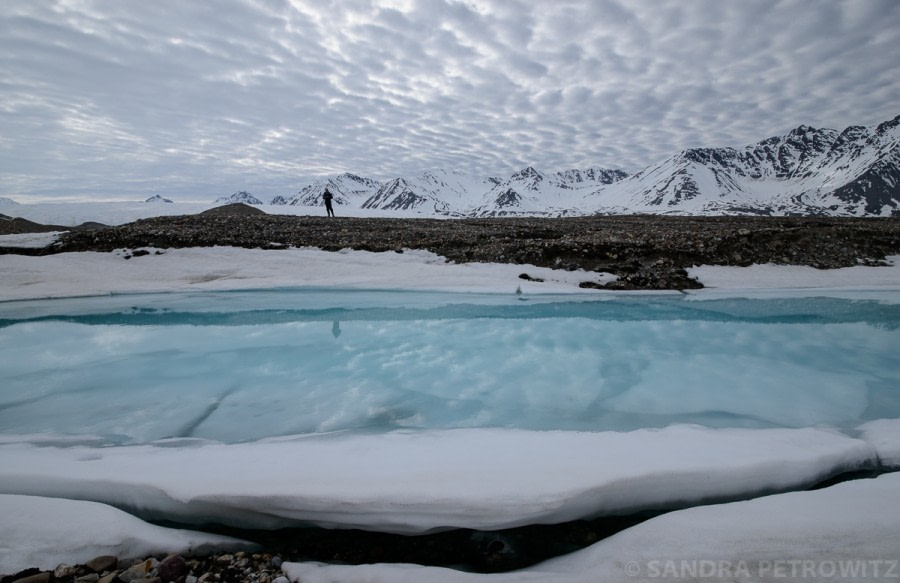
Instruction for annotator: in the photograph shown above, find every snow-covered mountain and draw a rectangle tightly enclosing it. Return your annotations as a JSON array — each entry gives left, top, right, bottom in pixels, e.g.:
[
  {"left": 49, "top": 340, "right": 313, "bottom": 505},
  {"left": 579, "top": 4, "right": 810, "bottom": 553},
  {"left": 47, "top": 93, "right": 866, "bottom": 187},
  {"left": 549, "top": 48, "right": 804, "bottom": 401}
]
[
  {"left": 362, "top": 170, "right": 500, "bottom": 215},
  {"left": 282, "top": 173, "right": 382, "bottom": 207},
  {"left": 467, "top": 166, "right": 629, "bottom": 217},
  {"left": 263, "top": 114, "right": 899, "bottom": 217},
  {"left": 144, "top": 194, "right": 173, "bottom": 203},
  {"left": 590, "top": 115, "right": 900, "bottom": 216},
  {"left": 215, "top": 191, "right": 264, "bottom": 205}
]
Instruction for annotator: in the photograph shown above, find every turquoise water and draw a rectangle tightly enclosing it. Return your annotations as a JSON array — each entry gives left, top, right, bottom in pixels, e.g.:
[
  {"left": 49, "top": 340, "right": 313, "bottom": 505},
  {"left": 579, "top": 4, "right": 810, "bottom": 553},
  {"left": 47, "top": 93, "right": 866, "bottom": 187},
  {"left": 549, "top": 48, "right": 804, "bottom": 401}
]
[{"left": 1, "top": 290, "right": 898, "bottom": 445}]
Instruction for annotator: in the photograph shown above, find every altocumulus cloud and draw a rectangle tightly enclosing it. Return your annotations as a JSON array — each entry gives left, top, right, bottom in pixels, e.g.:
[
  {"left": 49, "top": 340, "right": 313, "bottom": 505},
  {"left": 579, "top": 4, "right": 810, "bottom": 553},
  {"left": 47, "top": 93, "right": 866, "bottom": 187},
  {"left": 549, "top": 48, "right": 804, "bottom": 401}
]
[{"left": 1, "top": 0, "right": 898, "bottom": 201}]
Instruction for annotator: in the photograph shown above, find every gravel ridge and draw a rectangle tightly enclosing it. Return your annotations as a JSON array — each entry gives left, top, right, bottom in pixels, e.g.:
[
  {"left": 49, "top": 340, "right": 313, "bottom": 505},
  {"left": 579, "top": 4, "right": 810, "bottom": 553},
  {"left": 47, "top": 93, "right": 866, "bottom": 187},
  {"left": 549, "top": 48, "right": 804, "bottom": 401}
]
[
  {"left": 1, "top": 552, "right": 289, "bottom": 583},
  {"left": 35, "top": 214, "right": 900, "bottom": 290}
]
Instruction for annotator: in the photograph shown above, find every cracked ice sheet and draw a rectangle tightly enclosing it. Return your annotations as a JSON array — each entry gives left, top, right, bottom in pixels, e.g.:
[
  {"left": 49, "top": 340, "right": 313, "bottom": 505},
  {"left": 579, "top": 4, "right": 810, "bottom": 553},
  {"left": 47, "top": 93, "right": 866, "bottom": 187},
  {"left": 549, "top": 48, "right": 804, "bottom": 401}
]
[
  {"left": 0, "top": 494, "right": 256, "bottom": 575},
  {"left": 283, "top": 472, "right": 900, "bottom": 583},
  {"left": 0, "top": 426, "right": 877, "bottom": 535}
]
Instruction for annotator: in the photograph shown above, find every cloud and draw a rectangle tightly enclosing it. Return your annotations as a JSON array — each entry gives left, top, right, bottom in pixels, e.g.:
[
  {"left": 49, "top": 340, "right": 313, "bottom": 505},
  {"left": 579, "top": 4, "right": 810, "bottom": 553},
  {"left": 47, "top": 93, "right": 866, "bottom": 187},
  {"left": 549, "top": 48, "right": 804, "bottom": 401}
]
[{"left": 0, "top": 0, "right": 898, "bottom": 201}]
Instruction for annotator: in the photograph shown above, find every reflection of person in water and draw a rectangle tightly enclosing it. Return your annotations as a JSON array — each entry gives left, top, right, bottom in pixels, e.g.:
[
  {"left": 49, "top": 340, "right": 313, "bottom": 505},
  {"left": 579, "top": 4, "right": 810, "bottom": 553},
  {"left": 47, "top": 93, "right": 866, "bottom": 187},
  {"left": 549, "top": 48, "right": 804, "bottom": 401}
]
[
  {"left": 323, "top": 187, "right": 335, "bottom": 217},
  {"left": 332, "top": 320, "right": 342, "bottom": 339}
]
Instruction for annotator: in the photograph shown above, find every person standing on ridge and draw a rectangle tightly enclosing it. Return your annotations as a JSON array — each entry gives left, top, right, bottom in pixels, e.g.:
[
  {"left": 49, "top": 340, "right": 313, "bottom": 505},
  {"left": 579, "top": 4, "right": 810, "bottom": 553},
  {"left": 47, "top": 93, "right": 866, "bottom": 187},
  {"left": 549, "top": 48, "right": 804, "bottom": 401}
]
[{"left": 323, "top": 187, "right": 335, "bottom": 217}]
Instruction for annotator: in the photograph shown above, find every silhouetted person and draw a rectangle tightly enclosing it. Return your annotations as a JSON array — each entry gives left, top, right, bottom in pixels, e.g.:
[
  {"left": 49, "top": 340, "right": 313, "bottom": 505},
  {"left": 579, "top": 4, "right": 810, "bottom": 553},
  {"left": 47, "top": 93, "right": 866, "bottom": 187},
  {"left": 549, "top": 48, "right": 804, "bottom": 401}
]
[{"left": 323, "top": 187, "right": 335, "bottom": 217}]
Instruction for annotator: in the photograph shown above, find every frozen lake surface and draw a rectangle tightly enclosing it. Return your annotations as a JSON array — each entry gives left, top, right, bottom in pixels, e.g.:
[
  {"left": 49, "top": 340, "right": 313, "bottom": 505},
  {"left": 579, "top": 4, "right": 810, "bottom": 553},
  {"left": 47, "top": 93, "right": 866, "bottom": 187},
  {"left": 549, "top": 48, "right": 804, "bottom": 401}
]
[
  {"left": 2, "top": 247, "right": 900, "bottom": 577},
  {"left": 2, "top": 289, "right": 898, "bottom": 445}
]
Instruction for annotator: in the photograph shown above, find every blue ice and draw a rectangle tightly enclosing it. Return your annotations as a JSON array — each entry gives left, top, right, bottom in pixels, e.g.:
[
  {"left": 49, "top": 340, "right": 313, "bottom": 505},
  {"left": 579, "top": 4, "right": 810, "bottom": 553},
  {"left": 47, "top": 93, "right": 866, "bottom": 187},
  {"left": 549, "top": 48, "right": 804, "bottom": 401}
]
[{"left": 1, "top": 290, "right": 898, "bottom": 445}]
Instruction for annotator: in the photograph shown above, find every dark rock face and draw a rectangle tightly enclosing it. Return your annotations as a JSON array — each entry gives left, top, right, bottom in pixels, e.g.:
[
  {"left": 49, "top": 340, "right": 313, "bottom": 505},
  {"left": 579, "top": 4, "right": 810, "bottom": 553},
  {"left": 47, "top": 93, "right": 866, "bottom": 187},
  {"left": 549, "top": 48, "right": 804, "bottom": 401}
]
[
  {"left": 37, "top": 214, "right": 900, "bottom": 291},
  {"left": 144, "top": 195, "right": 173, "bottom": 203},
  {"left": 362, "top": 179, "right": 427, "bottom": 210},
  {"left": 495, "top": 188, "right": 522, "bottom": 208}
]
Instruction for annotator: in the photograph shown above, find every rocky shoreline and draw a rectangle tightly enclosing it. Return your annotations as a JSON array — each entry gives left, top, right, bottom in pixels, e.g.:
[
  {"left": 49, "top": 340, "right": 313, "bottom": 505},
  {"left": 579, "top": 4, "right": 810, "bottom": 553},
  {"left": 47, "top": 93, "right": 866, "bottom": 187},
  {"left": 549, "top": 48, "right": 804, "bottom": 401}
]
[
  {"left": 7, "top": 209, "right": 900, "bottom": 290},
  {"left": 2, "top": 551, "right": 289, "bottom": 583},
  {"left": 1, "top": 511, "right": 651, "bottom": 583}
]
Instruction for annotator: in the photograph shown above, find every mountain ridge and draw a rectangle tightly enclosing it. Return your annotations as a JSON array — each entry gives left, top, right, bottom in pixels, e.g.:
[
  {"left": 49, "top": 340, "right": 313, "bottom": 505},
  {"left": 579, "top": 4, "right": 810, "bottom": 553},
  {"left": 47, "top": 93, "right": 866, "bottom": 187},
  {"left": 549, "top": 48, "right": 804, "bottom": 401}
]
[{"left": 226, "top": 114, "right": 900, "bottom": 217}]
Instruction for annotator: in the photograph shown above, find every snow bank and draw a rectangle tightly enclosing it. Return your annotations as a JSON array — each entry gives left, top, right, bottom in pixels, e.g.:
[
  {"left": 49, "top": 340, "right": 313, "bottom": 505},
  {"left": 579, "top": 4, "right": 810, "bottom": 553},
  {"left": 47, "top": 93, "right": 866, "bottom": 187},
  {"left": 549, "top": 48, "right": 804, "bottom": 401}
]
[
  {"left": 2, "top": 247, "right": 898, "bottom": 304},
  {"left": 0, "top": 231, "right": 64, "bottom": 248},
  {"left": 857, "top": 418, "right": 900, "bottom": 468},
  {"left": 0, "top": 494, "right": 255, "bottom": 575},
  {"left": 284, "top": 472, "right": 900, "bottom": 583},
  {"left": 0, "top": 247, "right": 611, "bottom": 301},
  {"left": 4, "top": 247, "right": 899, "bottom": 305},
  {"left": 0, "top": 426, "right": 877, "bottom": 534},
  {"left": 688, "top": 256, "right": 900, "bottom": 291}
]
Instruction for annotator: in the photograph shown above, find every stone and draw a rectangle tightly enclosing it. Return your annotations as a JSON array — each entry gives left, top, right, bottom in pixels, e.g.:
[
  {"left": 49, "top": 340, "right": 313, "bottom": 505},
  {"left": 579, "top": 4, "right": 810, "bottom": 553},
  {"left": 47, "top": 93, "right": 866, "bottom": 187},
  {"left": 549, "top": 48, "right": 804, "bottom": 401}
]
[
  {"left": 98, "top": 573, "right": 119, "bottom": 583},
  {"left": 10, "top": 573, "right": 50, "bottom": 583},
  {"left": 53, "top": 564, "right": 76, "bottom": 578},
  {"left": 157, "top": 554, "right": 187, "bottom": 582},
  {"left": 86, "top": 556, "right": 119, "bottom": 573},
  {"left": 117, "top": 558, "right": 158, "bottom": 582},
  {"left": 76, "top": 575, "right": 101, "bottom": 583}
]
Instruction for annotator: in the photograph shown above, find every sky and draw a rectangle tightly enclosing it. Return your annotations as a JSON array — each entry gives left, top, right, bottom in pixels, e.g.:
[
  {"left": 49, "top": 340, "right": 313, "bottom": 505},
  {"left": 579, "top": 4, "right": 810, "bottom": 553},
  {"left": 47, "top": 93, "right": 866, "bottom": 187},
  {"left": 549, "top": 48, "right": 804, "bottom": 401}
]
[{"left": 1, "top": 0, "right": 899, "bottom": 202}]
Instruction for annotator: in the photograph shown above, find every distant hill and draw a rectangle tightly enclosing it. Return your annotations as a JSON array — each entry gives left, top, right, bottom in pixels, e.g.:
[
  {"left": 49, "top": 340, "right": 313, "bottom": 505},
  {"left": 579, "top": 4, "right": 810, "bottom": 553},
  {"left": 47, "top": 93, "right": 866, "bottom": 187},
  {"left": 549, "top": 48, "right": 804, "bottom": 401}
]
[
  {"left": 145, "top": 195, "right": 173, "bottom": 203},
  {"left": 0, "top": 213, "right": 106, "bottom": 235},
  {"left": 199, "top": 203, "right": 267, "bottom": 216}
]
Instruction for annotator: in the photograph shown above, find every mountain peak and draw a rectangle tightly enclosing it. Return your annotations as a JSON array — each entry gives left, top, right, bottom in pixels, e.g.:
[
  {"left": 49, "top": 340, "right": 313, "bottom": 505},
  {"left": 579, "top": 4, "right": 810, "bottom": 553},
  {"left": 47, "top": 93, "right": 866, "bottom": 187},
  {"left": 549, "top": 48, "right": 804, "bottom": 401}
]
[
  {"left": 512, "top": 166, "right": 542, "bottom": 179},
  {"left": 790, "top": 124, "right": 816, "bottom": 136},
  {"left": 214, "top": 191, "right": 263, "bottom": 205},
  {"left": 145, "top": 195, "right": 173, "bottom": 203}
]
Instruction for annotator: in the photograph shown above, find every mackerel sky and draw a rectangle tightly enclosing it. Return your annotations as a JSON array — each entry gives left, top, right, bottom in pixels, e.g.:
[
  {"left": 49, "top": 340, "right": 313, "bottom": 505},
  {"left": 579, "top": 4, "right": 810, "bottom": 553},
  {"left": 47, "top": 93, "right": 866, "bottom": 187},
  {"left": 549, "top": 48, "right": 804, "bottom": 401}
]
[{"left": 2, "top": 0, "right": 899, "bottom": 202}]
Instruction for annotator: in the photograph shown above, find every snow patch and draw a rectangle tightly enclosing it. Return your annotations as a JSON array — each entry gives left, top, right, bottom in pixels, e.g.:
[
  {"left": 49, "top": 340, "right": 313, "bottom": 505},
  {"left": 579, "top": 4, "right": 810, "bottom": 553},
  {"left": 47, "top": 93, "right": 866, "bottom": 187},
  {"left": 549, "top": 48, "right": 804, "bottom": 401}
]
[{"left": 0, "top": 494, "right": 255, "bottom": 575}]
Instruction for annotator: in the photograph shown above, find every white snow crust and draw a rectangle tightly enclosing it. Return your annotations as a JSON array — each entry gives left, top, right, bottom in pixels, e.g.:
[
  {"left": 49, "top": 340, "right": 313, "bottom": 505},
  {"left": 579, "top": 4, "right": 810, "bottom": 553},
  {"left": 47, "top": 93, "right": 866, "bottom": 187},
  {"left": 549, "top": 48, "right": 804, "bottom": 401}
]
[
  {"left": 0, "top": 494, "right": 256, "bottom": 575},
  {"left": 2, "top": 246, "right": 898, "bottom": 303},
  {"left": 0, "top": 247, "right": 612, "bottom": 301},
  {"left": 284, "top": 472, "right": 900, "bottom": 583},
  {"left": 688, "top": 257, "right": 900, "bottom": 291},
  {"left": 857, "top": 418, "right": 900, "bottom": 468},
  {"left": 0, "top": 426, "right": 877, "bottom": 538},
  {"left": 0, "top": 231, "right": 64, "bottom": 248}
]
